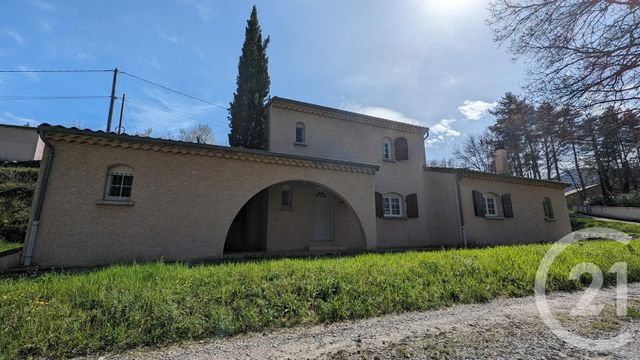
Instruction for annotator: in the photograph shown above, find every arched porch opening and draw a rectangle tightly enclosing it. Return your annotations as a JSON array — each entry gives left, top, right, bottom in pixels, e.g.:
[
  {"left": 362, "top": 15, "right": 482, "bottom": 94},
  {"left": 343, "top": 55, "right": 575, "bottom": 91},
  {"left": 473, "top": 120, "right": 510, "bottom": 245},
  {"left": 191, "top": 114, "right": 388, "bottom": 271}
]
[{"left": 224, "top": 180, "right": 367, "bottom": 254}]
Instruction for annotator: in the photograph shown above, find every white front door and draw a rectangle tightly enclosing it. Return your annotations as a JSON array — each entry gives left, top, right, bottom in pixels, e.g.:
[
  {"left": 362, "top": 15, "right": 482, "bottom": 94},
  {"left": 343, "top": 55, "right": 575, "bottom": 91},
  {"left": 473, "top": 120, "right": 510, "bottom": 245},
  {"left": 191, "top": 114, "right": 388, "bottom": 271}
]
[{"left": 313, "top": 190, "right": 332, "bottom": 241}]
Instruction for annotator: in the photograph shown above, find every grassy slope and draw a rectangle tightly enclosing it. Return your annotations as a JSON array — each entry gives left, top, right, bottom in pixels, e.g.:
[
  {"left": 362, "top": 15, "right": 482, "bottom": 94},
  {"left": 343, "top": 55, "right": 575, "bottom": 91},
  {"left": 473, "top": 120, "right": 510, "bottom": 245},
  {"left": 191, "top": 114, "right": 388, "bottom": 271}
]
[
  {"left": 0, "top": 239, "right": 21, "bottom": 253},
  {"left": 2, "top": 221, "right": 640, "bottom": 358}
]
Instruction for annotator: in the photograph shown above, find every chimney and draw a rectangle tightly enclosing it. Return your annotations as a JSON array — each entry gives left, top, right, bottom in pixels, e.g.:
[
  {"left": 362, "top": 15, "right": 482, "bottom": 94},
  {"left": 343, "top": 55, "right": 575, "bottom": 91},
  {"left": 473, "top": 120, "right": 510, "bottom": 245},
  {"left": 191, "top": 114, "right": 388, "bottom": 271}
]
[{"left": 494, "top": 144, "right": 509, "bottom": 175}]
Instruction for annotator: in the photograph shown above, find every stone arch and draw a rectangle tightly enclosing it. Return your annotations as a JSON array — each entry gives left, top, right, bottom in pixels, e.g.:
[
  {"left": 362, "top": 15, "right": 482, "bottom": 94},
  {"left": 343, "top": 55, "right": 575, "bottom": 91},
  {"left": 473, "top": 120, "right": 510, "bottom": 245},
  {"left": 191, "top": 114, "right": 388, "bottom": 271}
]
[{"left": 221, "top": 179, "right": 368, "bottom": 254}]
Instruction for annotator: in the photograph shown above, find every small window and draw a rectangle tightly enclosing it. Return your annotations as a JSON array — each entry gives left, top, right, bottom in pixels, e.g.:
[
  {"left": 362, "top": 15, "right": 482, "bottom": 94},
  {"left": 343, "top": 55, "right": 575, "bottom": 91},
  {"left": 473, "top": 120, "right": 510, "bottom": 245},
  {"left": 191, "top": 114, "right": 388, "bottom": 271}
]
[
  {"left": 105, "top": 166, "right": 134, "bottom": 201},
  {"left": 295, "top": 122, "right": 305, "bottom": 144},
  {"left": 543, "top": 197, "right": 554, "bottom": 219},
  {"left": 383, "top": 194, "right": 403, "bottom": 217},
  {"left": 484, "top": 194, "right": 497, "bottom": 217},
  {"left": 281, "top": 184, "right": 292, "bottom": 209},
  {"left": 382, "top": 137, "right": 393, "bottom": 160}
]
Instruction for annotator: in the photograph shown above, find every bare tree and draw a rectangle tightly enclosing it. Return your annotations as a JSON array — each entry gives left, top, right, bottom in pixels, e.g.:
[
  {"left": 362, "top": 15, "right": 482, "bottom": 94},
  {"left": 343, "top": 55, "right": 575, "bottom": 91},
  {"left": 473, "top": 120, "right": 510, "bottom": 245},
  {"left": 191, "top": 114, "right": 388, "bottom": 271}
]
[
  {"left": 488, "top": 1, "right": 640, "bottom": 111},
  {"left": 133, "top": 128, "right": 153, "bottom": 137},
  {"left": 428, "top": 158, "right": 458, "bottom": 168},
  {"left": 178, "top": 123, "right": 214, "bottom": 144},
  {"left": 453, "top": 132, "right": 496, "bottom": 172}
]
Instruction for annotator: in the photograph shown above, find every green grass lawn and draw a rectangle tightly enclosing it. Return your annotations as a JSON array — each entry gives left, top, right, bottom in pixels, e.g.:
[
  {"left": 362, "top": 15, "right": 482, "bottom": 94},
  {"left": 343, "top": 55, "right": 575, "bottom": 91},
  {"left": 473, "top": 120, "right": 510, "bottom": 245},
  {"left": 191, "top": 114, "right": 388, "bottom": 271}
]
[
  {"left": 1, "top": 218, "right": 640, "bottom": 358},
  {"left": 571, "top": 214, "right": 640, "bottom": 237},
  {"left": 0, "top": 238, "right": 22, "bottom": 253}
]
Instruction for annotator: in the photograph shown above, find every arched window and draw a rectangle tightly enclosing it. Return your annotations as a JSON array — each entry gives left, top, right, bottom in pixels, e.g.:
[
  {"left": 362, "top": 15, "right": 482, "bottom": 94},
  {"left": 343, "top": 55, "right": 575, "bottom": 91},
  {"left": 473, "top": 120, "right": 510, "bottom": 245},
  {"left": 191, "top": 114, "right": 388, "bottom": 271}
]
[
  {"left": 105, "top": 165, "right": 134, "bottom": 201},
  {"left": 483, "top": 193, "right": 498, "bottom": 217},
  {"left": 383, "top": 193, "right": 403, "bottom": 217},
  {"left": 382, "top": 137, "right": 393, "bottom": 160},
  {"left": 543, "top": 197, "right": 554, "bottom": 219},
  {"left": 281, "top": 184, "right": 293, "bottom": 209},
  {"left": 295, "top": 122, "right": 305, "bottom": 144}
]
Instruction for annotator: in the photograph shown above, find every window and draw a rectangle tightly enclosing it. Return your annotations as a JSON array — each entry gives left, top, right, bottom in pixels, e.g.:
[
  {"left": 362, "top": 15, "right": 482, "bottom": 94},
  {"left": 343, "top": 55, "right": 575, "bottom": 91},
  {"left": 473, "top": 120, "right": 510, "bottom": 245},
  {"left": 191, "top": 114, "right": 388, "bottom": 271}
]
[
  {"left": 105, "top": 166, "right": 133, "bottom": 201},
  {"left": 281, "top": 184, "right": 292, "bottom": 209},
  {"left": 484, "top": 194, "right": 497, "bottom": 217},
  {"left": 383, "top": 194, "right": 403, "bottom": 217},
  {"left": 543, "top": 197, "right": 554, "bottom": 219},
  {"left": 382, "top": 137, "right": 393, "bottom": 160},
  {"left": 295, "top": 122, "right": 305, "bottom": 144}
]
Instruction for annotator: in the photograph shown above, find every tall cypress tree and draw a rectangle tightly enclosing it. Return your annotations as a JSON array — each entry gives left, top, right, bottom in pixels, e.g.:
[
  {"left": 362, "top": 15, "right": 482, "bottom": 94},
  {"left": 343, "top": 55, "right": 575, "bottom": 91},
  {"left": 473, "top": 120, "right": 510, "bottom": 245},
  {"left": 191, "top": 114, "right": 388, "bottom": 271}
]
[{"left": 228, "top": 5, "right": 270, "bottom": 149}]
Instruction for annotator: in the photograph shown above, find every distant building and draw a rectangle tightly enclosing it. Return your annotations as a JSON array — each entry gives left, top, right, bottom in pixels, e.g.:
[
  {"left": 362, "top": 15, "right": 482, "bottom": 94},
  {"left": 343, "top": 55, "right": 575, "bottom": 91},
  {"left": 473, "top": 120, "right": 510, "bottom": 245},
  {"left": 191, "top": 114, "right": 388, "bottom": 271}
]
[
  {"left": 0, "top": 124, "right": 44, "bottom": 161},
  {"left": 565, "top": 183, "right": 602, "bottom": 208}
]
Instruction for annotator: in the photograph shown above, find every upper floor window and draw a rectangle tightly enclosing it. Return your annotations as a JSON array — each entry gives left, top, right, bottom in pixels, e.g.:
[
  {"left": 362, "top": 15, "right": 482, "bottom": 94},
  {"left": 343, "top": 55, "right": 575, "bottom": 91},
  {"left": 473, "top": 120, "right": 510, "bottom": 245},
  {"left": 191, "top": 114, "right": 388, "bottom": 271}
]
[
  {"left": 383, "top": 194, "right": 403, "bottom": 217},
  {"left": 394, "top": 137, "right": 409, "bottom": 161},
  {"left": 281, "top": 184, "right": 293, "bottom": 209},
  {"left": 483, "top": 193, "right": 498, "bottom": 217},
  {"left": 543, "top": 197, "right": 554, "bottom": 219},
  {"left": 105, "top": 165, "right": 134, "bottom": 201},
  {"left": 382, "top": 137, "right": 393, "bottom": 160},
  {"left": 295, "top": 122, "right": 305, "bottom": 144}
]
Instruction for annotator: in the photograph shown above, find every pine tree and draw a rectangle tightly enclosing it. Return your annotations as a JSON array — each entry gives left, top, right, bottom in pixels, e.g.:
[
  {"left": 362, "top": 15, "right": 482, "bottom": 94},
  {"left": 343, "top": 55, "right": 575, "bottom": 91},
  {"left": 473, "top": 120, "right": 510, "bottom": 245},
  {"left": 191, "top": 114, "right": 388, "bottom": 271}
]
[{"left": 228, "top": 6, "right": 270, "bottom": 149}]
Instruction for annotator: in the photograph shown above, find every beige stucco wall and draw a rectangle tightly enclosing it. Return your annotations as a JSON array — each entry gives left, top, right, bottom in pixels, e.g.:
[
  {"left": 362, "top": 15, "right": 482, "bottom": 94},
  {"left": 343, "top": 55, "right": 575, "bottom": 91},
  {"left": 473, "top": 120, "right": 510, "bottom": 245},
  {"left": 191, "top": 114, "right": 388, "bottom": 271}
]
[
  {"left": 26, "top": 140, "right": 377, "bottom": 268},
  {"left": 460, "top": 178, "right": 572, "bottom": 246},
  {"left": 265, "top": 182, "right": 365, "bottom": 252},
  {"left": 0, "top": 125, "right": 44, "bottom": 161},
  {"left": 267, "top": 105, "right": 430, "bottom": 249}
]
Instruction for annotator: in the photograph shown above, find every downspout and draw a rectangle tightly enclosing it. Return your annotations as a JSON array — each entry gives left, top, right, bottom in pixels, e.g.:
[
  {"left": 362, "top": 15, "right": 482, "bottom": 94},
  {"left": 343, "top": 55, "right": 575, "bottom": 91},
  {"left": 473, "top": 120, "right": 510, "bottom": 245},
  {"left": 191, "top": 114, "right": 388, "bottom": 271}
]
[
  {"left": 23, "top": 129, "right": 54, "bottom": 267},
  {"left": 455, "top": 174, "right": 467, "bottom": 249}
]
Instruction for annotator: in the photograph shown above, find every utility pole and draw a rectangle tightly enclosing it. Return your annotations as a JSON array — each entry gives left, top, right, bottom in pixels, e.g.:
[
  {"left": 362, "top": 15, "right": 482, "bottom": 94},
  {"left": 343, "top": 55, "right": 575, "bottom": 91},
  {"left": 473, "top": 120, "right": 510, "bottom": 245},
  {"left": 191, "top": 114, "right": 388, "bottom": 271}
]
[
  {"left": 117, "top": 93, "right": 126, "bottom": 134},
  {"left": 106, "top": 67, "right": 119, "bottom": 132}
]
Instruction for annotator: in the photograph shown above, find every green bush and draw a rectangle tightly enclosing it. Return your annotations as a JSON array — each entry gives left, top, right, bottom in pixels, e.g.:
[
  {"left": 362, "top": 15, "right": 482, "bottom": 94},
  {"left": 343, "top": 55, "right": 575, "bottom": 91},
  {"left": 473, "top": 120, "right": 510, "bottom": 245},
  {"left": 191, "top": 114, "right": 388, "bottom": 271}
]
[
  {"left": 590, "top": 191, "right": 640, "bottom": 208},
  {"left": 0, "top": 166, "right": 37, "bottom": 243}
]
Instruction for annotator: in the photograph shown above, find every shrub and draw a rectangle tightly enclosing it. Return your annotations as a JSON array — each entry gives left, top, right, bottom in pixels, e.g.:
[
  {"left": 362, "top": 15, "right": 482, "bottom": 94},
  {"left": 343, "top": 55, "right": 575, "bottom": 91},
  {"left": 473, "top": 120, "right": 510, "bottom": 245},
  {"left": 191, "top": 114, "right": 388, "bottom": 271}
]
[{"left": 0, "top": 165, "right": 38, "bottom": 243}]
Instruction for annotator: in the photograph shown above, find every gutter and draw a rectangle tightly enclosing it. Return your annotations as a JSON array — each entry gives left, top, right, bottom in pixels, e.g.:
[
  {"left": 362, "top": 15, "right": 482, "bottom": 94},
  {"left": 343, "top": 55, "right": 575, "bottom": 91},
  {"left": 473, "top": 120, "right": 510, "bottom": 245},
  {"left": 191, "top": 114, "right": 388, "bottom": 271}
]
[
  {"left": 454, "top": 174, "right": 468, "bottom": 249},
  {"left": 23, "top": 129, "right": 54, "bottom": 266}
]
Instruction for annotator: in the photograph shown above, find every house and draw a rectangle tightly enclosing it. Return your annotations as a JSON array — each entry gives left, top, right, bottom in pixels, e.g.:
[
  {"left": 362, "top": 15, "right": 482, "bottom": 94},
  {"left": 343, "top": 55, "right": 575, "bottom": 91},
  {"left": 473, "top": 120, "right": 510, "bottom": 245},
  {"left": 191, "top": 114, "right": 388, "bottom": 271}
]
[
  {"left": 7, "top": 97, "right": 571, "bottom": 270},
  {"left": 565, "top": 183, "right": 602, "bottom": 209},
  {"left": 0, "top": 124, "right": 45, "bottom": 161}
]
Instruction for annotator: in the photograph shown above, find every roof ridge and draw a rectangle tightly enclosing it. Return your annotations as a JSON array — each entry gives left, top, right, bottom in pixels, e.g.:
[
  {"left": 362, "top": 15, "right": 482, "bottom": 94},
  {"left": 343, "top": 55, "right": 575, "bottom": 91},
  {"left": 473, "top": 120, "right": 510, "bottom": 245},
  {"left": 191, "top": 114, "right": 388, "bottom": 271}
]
[{"left": 269, "top": 96, "right": 428, "bottom": 134}]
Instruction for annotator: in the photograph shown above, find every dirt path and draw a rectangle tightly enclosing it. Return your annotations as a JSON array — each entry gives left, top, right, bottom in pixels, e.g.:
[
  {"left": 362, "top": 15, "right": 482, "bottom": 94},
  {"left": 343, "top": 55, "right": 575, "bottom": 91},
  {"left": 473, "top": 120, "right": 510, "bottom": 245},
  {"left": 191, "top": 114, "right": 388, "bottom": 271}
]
[{"left": 92, "top": 284, "right": 640, "bottom": 359}]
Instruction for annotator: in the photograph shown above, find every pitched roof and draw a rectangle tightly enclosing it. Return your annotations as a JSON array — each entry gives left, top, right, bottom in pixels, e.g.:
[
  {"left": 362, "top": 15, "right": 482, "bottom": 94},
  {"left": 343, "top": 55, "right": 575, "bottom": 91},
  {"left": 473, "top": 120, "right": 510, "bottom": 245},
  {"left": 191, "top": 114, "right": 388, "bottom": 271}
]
[
  {"left": 268, "top": 96, "right": 429, "bottom": 134},
  {"left": 37, "top": 124, "right": 380, "bottom": 174},
  {"left": 425, "top": 166, "right": 569, "bottom": 189}
]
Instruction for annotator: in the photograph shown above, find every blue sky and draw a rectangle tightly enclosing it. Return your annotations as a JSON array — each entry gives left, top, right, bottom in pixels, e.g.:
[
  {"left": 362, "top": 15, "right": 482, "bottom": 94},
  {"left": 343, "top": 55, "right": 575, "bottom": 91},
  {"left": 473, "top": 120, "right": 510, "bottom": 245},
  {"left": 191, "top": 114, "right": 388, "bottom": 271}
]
[{"left": 0, "top": 0, "right": 526, "bottom": 160}]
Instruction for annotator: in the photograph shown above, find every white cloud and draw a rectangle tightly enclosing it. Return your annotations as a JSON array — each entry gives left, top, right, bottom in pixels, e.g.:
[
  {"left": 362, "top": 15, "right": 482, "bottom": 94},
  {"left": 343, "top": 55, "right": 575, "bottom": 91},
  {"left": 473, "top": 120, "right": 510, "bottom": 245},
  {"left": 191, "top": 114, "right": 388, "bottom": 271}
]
[
  {"left": 4, "top": 29, "right": 24, "bottom": 45},
  {"left": 426, "top": 118, "right": 460, "bottom": 147},
  {"left": 342, "top": 104, "right": 424, "bottom": 126},
  {"left": 125, "top": 89, "right": 218, "bottom": 140},
  {"left": 17, "top": 65, "right": 39, "bottom": 82},
  {"left": 160, "top": 32, "right": 181, "bottom": 44},
  {"left": 28, "top": 0, "right": 55, "bottom": 11},
  {"left": 136, "top": 56, "right": 163, "bottom": 71},
  {"left": 175, "top": 0, "right": 214, "bottom": 20},
  {"left": 458, "top": 100, "right": 496, "bottom": 120},
  {"left": 2, "top": 112, "right": 41, "bottom": 126}
]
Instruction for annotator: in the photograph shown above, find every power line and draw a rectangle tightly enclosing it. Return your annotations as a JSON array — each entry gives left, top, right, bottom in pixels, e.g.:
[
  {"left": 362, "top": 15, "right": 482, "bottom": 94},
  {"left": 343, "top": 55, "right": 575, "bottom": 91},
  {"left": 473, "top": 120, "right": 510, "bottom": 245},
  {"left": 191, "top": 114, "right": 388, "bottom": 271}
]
[
  {"left": 120, "top": 71, "right": 227, "bottom": 110},
  {"left": 0, "top": 69, "right": 113, "bottom": 73},
  {"left": 0, "top": 95, "right": 110, "bottom": 100},
  {"left": 125, "top": 97, "right": 218, "bottom": 125}
]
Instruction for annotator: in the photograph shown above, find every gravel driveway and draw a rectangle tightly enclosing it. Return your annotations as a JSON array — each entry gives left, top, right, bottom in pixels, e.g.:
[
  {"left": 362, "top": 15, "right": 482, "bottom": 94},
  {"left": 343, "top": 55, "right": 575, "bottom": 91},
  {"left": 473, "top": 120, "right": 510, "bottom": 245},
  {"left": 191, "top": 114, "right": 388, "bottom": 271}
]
[{"left": 90, "top": 284, "right": 640, "bottom": 359}]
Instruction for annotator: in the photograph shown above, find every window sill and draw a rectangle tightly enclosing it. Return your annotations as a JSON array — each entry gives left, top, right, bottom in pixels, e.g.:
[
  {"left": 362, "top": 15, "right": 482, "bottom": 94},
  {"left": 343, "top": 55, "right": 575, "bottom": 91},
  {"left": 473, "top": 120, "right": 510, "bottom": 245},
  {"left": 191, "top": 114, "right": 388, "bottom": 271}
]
[
  {"left": 383, "top": 216, "right": 407, "bottom": 220},
  {"left": 293, "top": 142, "right": 307, "bottom": 147},
  {"left": 545, "top": 218, "right": 557, "bottom": 222},
  {"left": 485, "top": 216, "right": 506, "bottom": 220},
  {"left": 96, "top": 199, "right": 134, "bottom": 206},
  {"left": 383, "top": 159, "right": 396, "bottom": 163},
  {"left": 280, "top": 207, "right": 294, "bottom": 212}
]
